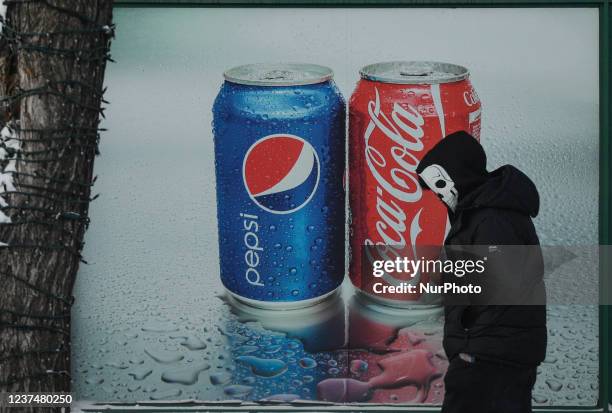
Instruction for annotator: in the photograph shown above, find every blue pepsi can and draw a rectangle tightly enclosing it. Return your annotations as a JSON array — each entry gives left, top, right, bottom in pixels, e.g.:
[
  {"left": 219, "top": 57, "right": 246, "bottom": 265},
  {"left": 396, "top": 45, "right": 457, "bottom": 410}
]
[{"left": 212, "top": 63, "right": 346, "bottom": 309}]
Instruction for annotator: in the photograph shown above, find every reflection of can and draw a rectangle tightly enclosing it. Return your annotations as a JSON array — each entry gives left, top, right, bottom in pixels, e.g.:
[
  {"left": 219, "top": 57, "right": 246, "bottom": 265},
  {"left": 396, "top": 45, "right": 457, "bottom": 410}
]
[
  {"left": 348, "top": 61, "right": 482, "bottom": 307},
  {"left": 223, "top": 293, "right": 346, "bottom": 401},
  {"left": 319, "top": 295, "right": 446, "bottom": 404},
  {"left": 212, "top": 63, "right": 346, "bottom": 309},
  {"left": 226, "top": 292, "right": 346, "bottom": 353}
]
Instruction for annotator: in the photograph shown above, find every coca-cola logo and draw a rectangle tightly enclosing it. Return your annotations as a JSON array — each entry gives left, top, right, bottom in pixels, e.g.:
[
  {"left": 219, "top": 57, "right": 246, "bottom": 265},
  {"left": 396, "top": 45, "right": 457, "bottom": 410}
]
[
  {"left": 363, "top": 87, "right": 426, "bottom": 286},
  {"left": 463, "top": 89, "right": 480, "bottom": 107}
]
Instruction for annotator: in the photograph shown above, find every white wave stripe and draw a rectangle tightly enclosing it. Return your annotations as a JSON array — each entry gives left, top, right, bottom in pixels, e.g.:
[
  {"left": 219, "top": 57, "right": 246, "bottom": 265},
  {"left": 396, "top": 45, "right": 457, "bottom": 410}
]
[
  {"left": 380, "top": 208, "right": 424, "bottom": 288},
  {"left": 469, "top": 108, "right": 481, "bottom": 124},
  {"left": 431, "top": 83, "right": 446, "bottom": 137},
  {"left": 254, "top": 143, "right": 315, "bottom": 197},
  {"left": 0, "top": 123, "right": 19, "bottom": 226},
  {"left": 443, "top": 214, "right": 452, "bottom": 241}
]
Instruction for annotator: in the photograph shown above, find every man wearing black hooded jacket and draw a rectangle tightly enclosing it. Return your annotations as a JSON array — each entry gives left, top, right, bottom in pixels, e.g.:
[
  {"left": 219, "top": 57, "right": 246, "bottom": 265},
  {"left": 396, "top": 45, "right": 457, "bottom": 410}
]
[{"left": 416, "top": 131, "right": 547, "bottom": 413}]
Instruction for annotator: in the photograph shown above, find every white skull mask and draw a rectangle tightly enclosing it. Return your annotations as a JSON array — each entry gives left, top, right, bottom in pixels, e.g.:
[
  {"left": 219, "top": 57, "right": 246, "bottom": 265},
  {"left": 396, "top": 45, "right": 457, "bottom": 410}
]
[{"left": 419, "top": 164, "right": 459, "bottom": 211}]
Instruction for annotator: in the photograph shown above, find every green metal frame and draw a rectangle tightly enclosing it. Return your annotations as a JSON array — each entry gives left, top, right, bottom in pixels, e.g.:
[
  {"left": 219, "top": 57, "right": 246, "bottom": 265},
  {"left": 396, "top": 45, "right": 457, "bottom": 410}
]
[
  {"left": 110, "top": 1, "right": 611, "bottom": 411},
  {"left": 116, "top": 0, "right": 601, "bottom": 5}
]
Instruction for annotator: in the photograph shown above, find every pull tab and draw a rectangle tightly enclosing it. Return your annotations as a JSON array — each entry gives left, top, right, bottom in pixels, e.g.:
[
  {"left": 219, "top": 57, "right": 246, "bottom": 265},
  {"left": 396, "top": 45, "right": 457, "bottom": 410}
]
[
  {"left": 400, "top": 70, "right": 431, "bottom": 77},
  {"left": 399, "top": 63, "right": 433, "bottom": 77},
  {"left": 263, "top": 70, "right": 292, "bottom": 80}
]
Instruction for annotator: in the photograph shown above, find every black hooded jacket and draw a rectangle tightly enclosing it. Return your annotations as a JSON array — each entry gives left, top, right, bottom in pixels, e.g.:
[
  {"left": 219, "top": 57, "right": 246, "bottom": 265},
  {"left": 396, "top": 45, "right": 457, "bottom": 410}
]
[{"left": 417, "top": 132, "right": 547, "bottom": 367}]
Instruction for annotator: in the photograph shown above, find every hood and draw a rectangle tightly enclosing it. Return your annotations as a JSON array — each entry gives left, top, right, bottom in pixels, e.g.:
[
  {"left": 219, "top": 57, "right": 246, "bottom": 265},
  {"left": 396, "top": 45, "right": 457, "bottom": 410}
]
[
  {"left": 416, "top": 131, "right": 489, "bottom": 197},
  {"left": 459, "top": 165, "right": 540, "bottom": 218},
  {"left": 416, "top": 131, "right": 540, "bottom": 218}
]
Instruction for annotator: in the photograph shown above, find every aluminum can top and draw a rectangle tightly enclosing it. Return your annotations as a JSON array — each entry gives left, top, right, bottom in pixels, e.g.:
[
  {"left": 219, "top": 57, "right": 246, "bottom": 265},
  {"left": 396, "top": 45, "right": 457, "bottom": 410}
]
[
  {"left": 359, "top": 61, "right": 469, "bottom": 85},
  {"left": 223, "top": 63, "right": 334, "bottom": 87}
]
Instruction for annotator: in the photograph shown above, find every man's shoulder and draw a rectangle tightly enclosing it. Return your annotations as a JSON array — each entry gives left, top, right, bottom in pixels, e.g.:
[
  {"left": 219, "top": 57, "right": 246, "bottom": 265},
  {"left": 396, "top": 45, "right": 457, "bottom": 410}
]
[
  {"left": 465, "top": 206, "right": 530, "bottom": 226},
  {"left": 462, "top": 206, "right": 507, "bottom": 227},
  {"left": 461, "top": 207, "right": 537, "bottom": 245}
]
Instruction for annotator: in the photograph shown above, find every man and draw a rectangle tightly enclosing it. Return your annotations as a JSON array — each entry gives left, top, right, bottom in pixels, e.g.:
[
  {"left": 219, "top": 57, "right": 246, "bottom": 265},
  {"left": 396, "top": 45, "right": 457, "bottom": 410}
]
[{"left": 416, "top": 131, "right": 546, "bottom": 413}]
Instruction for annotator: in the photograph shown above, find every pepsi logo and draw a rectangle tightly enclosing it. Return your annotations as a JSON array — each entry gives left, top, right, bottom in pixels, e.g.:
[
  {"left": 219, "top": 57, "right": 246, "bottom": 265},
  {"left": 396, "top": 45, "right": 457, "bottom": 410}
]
[{"left": 243, "top": 134, "right": 320, "bottom": 214}]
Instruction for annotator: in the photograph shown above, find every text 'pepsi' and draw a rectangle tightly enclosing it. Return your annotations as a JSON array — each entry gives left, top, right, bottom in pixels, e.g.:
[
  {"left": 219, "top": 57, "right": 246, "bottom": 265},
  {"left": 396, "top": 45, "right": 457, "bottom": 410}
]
[{"left": 212, "top": 63, "right": 346, "bottom": 309}]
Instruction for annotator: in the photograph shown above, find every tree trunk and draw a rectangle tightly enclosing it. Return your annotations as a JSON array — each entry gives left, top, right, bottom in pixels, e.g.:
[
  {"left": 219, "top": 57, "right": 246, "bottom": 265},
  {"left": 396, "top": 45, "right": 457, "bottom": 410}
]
[{"left": 0, "top": 0, "right": 113, "bottom": 409}]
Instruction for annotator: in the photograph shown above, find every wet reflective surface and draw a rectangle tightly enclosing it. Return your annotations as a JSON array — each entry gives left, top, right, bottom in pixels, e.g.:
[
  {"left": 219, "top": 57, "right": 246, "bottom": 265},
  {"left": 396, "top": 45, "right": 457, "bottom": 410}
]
[{"left": 72, "top": 281, "right": 598, "bottom": 406}]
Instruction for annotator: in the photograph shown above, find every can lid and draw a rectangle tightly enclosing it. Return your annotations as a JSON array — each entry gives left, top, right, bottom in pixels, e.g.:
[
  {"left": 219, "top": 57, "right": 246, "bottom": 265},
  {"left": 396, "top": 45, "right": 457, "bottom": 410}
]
[
  {"left": 224, "top": 63, "right": 334, "bottom": 86},
  {"left": 359, "top": 61, "right": 469, "bottom": 84}
]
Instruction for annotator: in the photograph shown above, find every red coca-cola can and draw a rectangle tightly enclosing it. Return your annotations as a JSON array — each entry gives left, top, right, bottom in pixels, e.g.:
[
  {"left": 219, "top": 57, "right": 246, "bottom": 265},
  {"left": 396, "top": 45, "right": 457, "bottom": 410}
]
[{"left": 349, "top": 61, "right": 482, "bottom": 307}]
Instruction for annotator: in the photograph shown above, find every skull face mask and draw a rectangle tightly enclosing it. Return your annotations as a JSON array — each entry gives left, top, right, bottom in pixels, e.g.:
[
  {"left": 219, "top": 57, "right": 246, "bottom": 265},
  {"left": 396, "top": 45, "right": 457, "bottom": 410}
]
[{"left": 419, "top": 164, "right": 459, "bottom": 211}]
